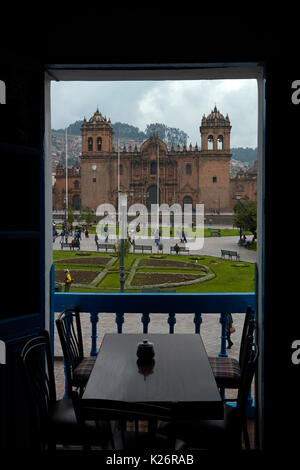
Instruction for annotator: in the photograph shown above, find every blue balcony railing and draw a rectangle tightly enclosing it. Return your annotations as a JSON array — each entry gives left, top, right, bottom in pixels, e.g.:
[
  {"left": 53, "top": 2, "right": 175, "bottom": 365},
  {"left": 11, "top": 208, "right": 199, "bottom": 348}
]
[
  {"left": 53, "top": 291, "right": 256, "bottom": 356},
  {"left": 53, "top": 290, "right": 256, "bottom": 413}
]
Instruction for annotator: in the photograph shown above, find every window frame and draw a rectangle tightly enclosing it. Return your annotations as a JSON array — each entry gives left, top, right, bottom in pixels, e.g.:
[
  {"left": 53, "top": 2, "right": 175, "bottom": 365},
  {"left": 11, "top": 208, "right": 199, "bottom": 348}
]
[{"left": 44, "top": 63, "right": 266, "bottom": 449}]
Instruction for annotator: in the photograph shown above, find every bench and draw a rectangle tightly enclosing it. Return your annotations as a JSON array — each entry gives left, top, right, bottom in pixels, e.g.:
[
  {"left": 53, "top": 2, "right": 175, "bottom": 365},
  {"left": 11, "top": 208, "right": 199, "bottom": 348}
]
[
  {"left": 221, "top": 249, "right": 240, "bottom": 260},
  {"left": 96, "top": 242, "right": 115, "bottom": 252},
  {"left": 210, "top": 230, "right": 221, "bottom": 237},
  {"left": 60, "top": 242, "right": 80, "bottom": 251},
  {"left": 170, "top": 246, "right": 190, "bottom": 254},
  {"left": 133, "top": 245, "right": 153, "bottom": 254}
]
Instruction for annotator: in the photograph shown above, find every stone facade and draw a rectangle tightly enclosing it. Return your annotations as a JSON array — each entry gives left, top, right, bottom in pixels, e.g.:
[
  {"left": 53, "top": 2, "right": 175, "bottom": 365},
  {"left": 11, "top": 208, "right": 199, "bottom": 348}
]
[
  {"left": 80, "top": 106, "right": 232, "bottom": 213},
  {"left": 52, "top": 163, "right": 81, "bottom": 210},
  {"left": 52, "top": 107, "right": 257, "bottom": 213},
  {"left": 230, "top": 159, "right": 258, "bottom": 204}
]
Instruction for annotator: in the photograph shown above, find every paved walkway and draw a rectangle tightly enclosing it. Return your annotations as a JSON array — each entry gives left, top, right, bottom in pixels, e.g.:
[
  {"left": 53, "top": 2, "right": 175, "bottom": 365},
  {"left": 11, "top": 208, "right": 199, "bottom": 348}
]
[{"left": 53, "top": 227, "right": 256, "bottom": 263}]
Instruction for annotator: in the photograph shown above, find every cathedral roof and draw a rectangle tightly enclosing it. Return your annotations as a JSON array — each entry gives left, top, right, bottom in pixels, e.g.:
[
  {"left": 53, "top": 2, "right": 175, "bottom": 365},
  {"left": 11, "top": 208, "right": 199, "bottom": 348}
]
[
  {"left": 201, "top": 106, "right": 231, "bottom": 127},
  {"left": 140, "top": 132, "right": 168, "bottom": 154},
  {"left": 81, "top": 108, "right": 112, "bottom": 129}
]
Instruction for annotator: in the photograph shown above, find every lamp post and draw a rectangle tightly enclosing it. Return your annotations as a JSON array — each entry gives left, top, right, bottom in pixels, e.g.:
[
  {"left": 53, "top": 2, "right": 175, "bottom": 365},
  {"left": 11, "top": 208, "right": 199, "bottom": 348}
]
[
  {"left": 119, "top": 192, "right": 127, "bottom": 293},
  {"left": 65, "top": 128, "right": 68, "bottom": 223},
  {"left": 236, "top": 195, "right": 243, "bottom": 240}
]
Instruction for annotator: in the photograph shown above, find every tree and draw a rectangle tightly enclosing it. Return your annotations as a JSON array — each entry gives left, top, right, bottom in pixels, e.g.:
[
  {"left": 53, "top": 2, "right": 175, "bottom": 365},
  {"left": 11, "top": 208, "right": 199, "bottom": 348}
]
[
  {"left": 145, "top": 123, "right": 188, "bottom": 148},
  {"left": 114, "top": 239, "right": 131, "bottom": 259},
  {"left": 67, "top": 207, "right": 75, "bottom": 225},
  {"left": 233, "top": 200, "right": 257, "bottom": 235},
  {"left": 80, "top": 207, "right": 93, "bottom": 226}
]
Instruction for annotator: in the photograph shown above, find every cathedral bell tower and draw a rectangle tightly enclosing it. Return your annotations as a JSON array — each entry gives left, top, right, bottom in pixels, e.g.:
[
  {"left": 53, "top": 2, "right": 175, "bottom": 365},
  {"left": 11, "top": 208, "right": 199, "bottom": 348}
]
[
  {"left": 200, "top": 105, "right": 231, "bottom": 153},
  {"left": 81, "top": 108, "right": 114, "bottom": 155}
]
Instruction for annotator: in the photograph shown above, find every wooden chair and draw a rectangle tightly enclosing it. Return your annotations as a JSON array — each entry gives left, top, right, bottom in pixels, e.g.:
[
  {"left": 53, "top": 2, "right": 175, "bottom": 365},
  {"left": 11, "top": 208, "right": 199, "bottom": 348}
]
[
  {"left": 56, "top": 307, "right": 96, "bottom": 396},
  {"left": 164, "top": 342, "right": 259, "bottom": 450},
  {"left": 18, "top": 330, "right": 110, "bottom": 451},
  {"left": 208, "top": 306, "right": 256, "bottom": 390},
  {"left": 72, "top": 393, "right": 176, "bottom": 451}
]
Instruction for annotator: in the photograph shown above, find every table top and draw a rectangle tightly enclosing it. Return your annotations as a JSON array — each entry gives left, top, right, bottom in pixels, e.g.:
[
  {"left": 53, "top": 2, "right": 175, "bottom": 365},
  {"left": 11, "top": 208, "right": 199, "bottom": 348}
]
[{"left": 83, "top": 333, "right": 223, "bottom": 419}]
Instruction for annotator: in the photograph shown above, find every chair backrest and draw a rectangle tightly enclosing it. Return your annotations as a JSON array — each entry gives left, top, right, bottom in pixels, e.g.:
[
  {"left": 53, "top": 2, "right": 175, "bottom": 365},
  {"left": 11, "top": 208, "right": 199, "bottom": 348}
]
[
  {"left": 239, "top": 306, "right": 256, "bottom": 368},
  {"left": 236, "top": 342, "right": 259, "bottom": 416},
  {"left": 56, "top": 307, "right": 84, "bottom": 395},
  {"left": 18, "top": 331, "right": 56, "bottom": 448}
]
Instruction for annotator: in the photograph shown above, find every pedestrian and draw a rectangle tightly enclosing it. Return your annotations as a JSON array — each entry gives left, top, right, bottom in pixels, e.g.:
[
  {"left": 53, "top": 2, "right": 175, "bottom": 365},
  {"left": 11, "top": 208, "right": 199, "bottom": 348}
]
[
  {"left": 52, "top": 227, "right": 58, "bottom": 243},
  {"left": 95, "top": 233, "right": 99, "bottom": 245},
  {"left": 60, "top": 230, "right": 64, "bottom": 244},
  {"left": 174, "top": 243, "right": 180, "bottom": 255},
  {"left": 131, "top": 230, "right": 135, "bottom": 246},
  {"left": 181, "top": 229, "right": 187, "bottom": 243},
  {"left": 64, "top": 269, "right": 72, "bottom": 292},
  {"left": 154, "top": 229, "right": 160, "bottom": 247},
  {"left": 226, "top": 313, "right": 235, "bottom": 349},
  {"left": 104, "top": 224, "right": 109, "bottom": 242}
]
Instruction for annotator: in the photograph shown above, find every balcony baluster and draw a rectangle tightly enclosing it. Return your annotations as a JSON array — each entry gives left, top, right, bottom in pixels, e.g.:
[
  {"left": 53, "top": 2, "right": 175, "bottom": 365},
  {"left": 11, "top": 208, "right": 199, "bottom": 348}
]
[{"left": 193, "top": 312, "right": 202, "bottom": 334}]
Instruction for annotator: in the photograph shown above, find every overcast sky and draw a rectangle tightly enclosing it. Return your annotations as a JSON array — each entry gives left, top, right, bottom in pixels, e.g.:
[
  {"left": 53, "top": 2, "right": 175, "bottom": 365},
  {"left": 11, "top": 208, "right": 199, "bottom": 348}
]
[{"left": 51, "top": 79, "right": 258, "bottom": 148}]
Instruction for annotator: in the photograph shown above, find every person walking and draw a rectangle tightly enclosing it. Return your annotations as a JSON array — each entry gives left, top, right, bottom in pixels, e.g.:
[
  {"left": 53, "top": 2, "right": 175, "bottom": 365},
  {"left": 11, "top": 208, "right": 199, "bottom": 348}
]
[
  {"left": 53, "top": 227, "right": 58, "bottom": 243},
  {"left": 226, "top": 313, "right": 235, "bottom": 349},
  {"left": 154, "top": 229, "right": 160, "bottom": 247},
  {"left": 64, "top": 269, "right": 72, "bottom": 292},
  {"left": 104, "top": 224, "right": 109, "bottom": 242}
]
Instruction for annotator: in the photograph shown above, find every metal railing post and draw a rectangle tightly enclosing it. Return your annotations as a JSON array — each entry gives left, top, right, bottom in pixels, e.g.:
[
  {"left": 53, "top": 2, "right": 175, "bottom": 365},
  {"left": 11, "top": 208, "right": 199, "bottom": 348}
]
[
  {"left": 168, "top": 312, "right": 176, "bottom": 333},
  {"left": 194, "top": 312, "right": 202, "bottom": 334},
  {"left": 116, "top": 311, "right": 124, "bottom": 333},
  {"left": 141, "top": 312, "right": 150, "bottom": 333},
  {"left": 90, "top": 312, "right": 99, "bottom": 356},
  {"left": 218, "top": 312, "right": 228, "bottom": 357}
]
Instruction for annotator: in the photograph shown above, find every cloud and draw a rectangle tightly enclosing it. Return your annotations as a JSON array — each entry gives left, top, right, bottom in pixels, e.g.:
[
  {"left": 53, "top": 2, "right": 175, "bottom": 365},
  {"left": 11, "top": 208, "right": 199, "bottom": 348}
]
[{"left": 51, "top": 79, "right": 257, "bottom": 148}]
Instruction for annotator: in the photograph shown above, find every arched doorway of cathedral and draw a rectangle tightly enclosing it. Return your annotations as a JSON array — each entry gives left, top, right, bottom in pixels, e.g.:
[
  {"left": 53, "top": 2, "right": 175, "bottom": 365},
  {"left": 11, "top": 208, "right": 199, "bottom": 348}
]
[
  {"left": 147, "top": 185, "right": 161, "bottom": 211},
  {"left": 182, "top": 195, "right": 193, "bottom": 211},
  {"left": 72, "top": 194, "right": 81, "bottom": 210}
]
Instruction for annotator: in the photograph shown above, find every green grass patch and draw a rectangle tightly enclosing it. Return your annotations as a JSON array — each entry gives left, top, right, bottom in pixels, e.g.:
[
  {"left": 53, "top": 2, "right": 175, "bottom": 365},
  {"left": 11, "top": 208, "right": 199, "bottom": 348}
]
[
  {"left": 98, "top": 272, "right": 125, "bottom": 288},
  {"left": 53, "top": 251, "right": 254, "bottom": 293}
]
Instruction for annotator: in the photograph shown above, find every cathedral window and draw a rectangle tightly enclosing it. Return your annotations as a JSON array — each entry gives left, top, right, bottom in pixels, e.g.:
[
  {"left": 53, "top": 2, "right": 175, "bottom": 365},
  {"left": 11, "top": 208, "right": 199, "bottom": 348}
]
[
  {"left": 150, "top": 162, "right": 157, "bottom": 175},
  {"left": 217, "top": 135, "right": 223, "bottom": 150},
  {"left": 119, "top": 164, "right": 123, "bottom": 175},
  {"left": 97, "top": 137, "right": 102, "bottom": 150},
  {"left": 74, "top": 180, "right": 79, "bottom": 189},
  {"left": 88, "top": 137, "right": 93, "bottom": 151},
  {"left": 208, "top": 135, "right": 214, "bottom": 150},
  {"left": 186, "top": 164, "right": 192, "bottom": 175},
  {"left": 212, "top": 176, "right": 217, "bottom": 183}
]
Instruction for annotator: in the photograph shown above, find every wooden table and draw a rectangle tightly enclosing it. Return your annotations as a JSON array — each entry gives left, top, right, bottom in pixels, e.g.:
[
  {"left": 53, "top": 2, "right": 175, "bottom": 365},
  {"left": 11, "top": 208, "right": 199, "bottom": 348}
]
[{"left": 83, "top": 333, "right": 223, "bottom": 419}]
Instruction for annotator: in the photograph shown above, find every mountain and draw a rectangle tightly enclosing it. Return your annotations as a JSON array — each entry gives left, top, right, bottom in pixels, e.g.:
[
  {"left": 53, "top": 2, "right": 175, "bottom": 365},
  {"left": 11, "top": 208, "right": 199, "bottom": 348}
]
[
  {"left": 230, "top": 147, "right": 258, "bottom": 166},
  {"left": 52, "top": 121, "right": 257, "bottom": 166}
]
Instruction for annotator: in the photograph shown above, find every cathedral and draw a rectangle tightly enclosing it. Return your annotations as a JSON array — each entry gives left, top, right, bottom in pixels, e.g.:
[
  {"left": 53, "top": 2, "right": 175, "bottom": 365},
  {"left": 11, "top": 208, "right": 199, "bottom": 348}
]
[{"left": 52, "top": 106, "right": 256, "bottom": 214}]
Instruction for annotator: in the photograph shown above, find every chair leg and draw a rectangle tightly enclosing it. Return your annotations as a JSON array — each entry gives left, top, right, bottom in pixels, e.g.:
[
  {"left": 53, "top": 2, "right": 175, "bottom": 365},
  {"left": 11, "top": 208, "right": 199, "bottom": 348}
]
[{"left": 242, "top": 420, "right": 250, "bottom": 450}]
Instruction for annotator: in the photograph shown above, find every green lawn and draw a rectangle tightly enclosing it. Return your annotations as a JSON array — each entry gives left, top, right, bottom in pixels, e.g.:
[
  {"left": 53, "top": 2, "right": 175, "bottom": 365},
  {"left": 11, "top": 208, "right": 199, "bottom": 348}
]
[{"left": 54, "top": 250, "right": 254, "bottom": 293}]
